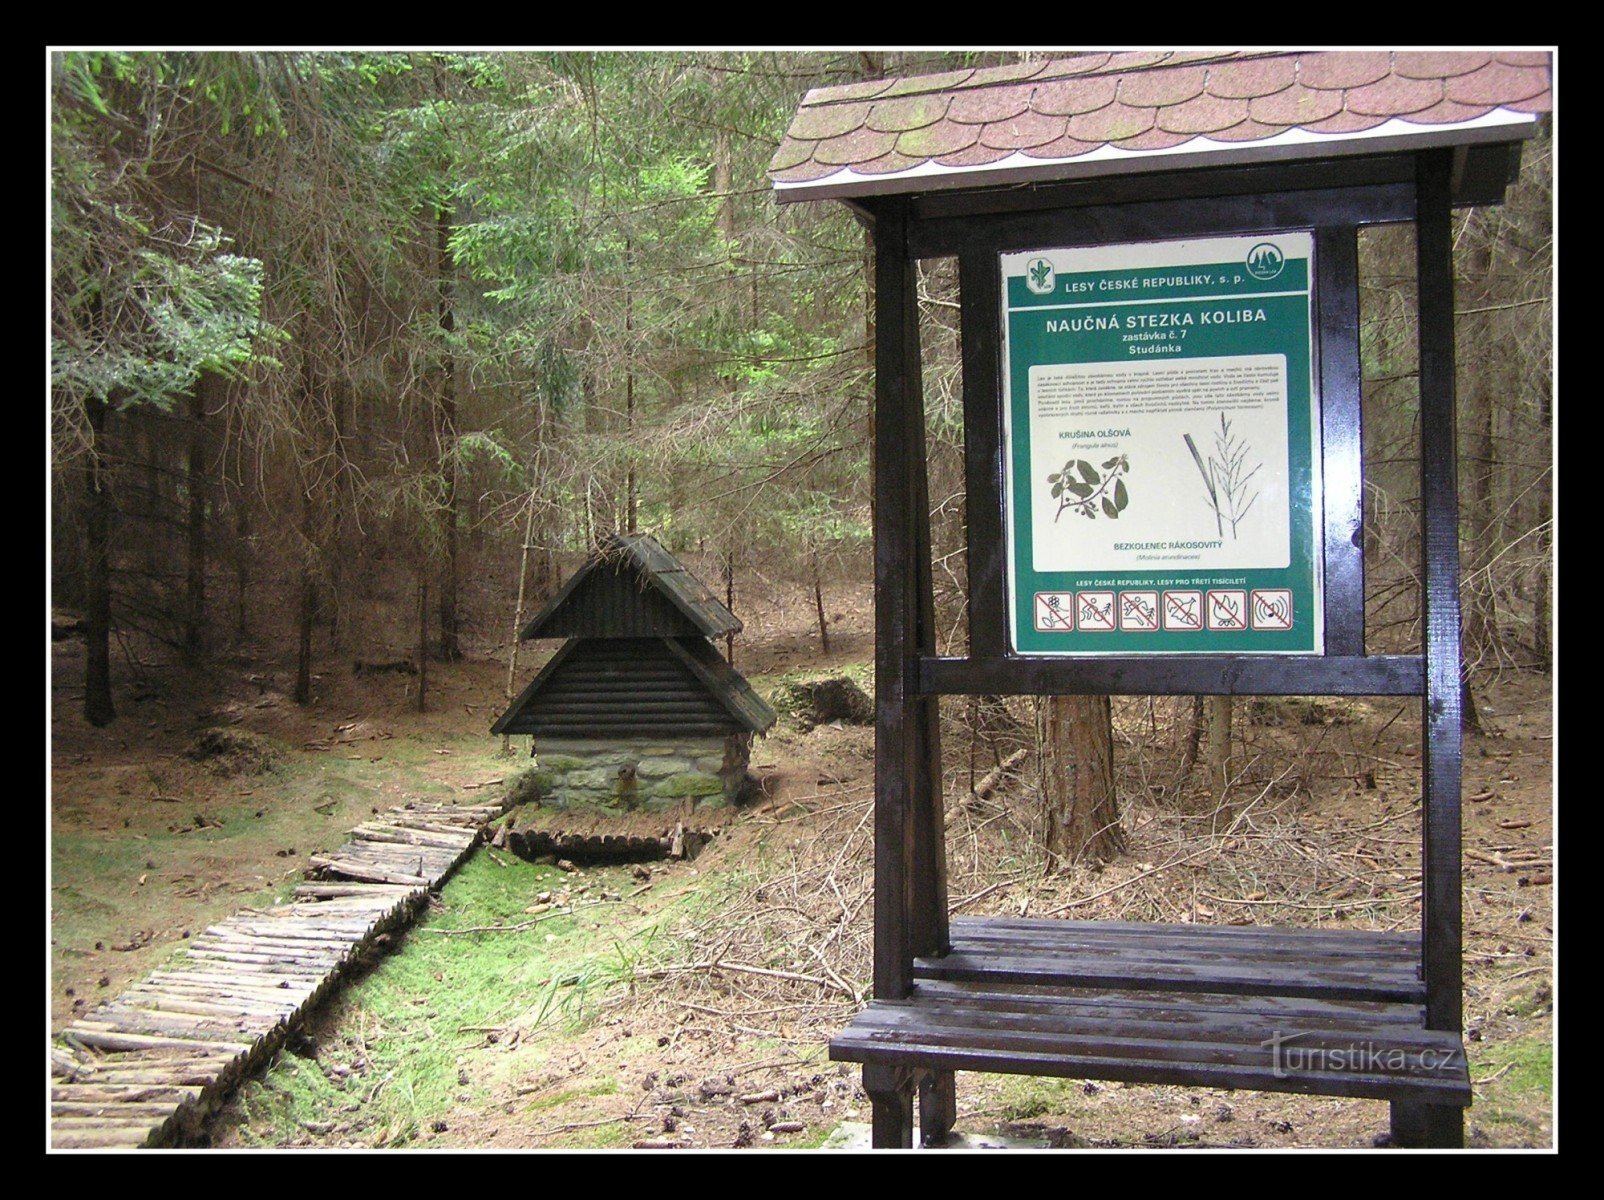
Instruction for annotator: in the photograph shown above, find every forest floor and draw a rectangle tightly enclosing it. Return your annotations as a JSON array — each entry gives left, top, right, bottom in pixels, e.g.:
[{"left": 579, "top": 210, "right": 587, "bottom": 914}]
[{"left": 48, "top": 573, "right": 1554, "bottom": 1151}]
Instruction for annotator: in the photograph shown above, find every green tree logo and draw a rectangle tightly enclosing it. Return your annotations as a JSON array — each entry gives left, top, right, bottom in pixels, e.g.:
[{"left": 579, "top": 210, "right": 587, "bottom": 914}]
[
  {"left": 1246, "top": 243, "right": 1285, "bottom": 281},
  {"left": 1025, "top": 257, "right": 1056, "bottom": 295}
]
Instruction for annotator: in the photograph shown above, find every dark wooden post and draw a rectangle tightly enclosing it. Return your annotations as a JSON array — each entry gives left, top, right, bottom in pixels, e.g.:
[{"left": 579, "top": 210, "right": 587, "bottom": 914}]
[
  {"left": 958, "top": 245, "right": 1006, "bottom": 658},
  {"left": 867, "top": 201, "right": 916, "bottom": 1147},
  {"left": 871, "top": 200, "right": 915, "bottom": 1009},
  {"left": 1315, "top": 225, "right": 1366, "bottom": 655},
  {"left": 866, "top": 198, "right": 953, "bottom": 1147},
  {"left": 1393, "top": 147, "right": 1465, "bottom": 1150}
]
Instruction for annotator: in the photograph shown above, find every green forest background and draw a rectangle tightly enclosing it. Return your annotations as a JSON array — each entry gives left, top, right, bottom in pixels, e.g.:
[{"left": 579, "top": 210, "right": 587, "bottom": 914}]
[{"left": 49, "top": 50, "right": 1553, "bottom": 726}]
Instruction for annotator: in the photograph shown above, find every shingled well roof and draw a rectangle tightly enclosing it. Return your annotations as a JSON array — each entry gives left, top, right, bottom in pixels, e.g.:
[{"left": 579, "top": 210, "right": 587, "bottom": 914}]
[
  {"left": 521, "top": 533, "right": 741, "bottom": 641},
  {"left": 771, "top": 51, "right": 1551, "bottom": 202}
]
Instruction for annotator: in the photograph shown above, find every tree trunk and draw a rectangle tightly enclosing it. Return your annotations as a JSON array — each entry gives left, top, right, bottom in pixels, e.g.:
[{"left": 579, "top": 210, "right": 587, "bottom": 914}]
[
  {"left": 713, "top": 130, "right": 734, "bottom": 243},
  {"left": 184, "top": 374, "right": 215, "bottom": 661},
  {"left": 1205, "top": 695, "right": 1233, "bottom": 826},
  {"left": 436, "top": 203, "right": 462, "bottom": 662},
  {"left": 1040, "top": 695, "right": 1124, "bottom": 866},
  {"left": 625, "top": 237, "right": 637, "bottom": 535},
  {"left": 813, "top": 556, "right": 830, "bottom": 655},
  {"left": 863, "top": 223, "right": 876, "bottom": 533},
  {"left": 1533, "top": 385, "right": 1551, "bottom": 669},
  {"left": 293, "top": 475, "right": 316, "bottom": 707},
  {"left": 723, "top": 550, "right": 736, "bottom": 665},
  {"left": 504, "top": 494, "right": 537, "bottom": 754},
  {"left": 416, "top": 573, "right": 429, "bottom": 714},
  {"left": 327, "top": 376, "right": 354, "bottom": 654},
  {"left": 233, "top": 471, "right": 251, "bottom": 643},
  {"left": 83, "top": 393, "right": 116, "bottom": 727}
]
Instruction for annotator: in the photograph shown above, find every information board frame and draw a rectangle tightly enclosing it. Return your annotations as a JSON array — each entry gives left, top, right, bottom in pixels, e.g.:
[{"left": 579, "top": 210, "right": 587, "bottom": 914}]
[{"left": 1001, "top": 232, "right": 1325, "bottom": 657}]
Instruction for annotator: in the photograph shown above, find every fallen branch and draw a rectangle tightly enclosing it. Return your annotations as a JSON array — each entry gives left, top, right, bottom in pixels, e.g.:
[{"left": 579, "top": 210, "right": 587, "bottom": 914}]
[
  {"left": 1043, "top": 843, "right": 1221, "bottom": 916},
  {"left": 531, "top": 1116, "right": 637, "bottom": 1137},
  {"left": 1467, "top": 848, "right": 1551, "bottom": 874},
  {"left": 949, "top": 873, "right": 1027, "bottom": 913}
]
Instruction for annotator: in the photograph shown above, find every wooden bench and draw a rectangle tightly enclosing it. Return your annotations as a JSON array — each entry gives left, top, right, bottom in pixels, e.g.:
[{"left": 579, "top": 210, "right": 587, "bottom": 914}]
[{"left": 830, "top": 918, "right": 1470, "bottom": 1147}]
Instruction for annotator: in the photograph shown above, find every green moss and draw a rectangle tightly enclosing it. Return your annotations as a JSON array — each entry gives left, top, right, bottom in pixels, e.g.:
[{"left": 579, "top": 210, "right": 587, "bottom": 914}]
[
  {"left": 651, "top": 772, "right": 723, "bottom": 799},
  {"left": 536, "top": 755, "right": 587, "bottom": 773}
]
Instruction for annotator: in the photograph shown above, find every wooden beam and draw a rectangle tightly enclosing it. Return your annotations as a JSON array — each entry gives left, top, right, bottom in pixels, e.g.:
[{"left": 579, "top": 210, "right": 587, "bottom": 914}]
[
  {"left": 872, "top": 201, "right": 917, "bottom": 1001},
  {"left": 957, "top": 245, "right": 1007, "bottom": 660},
  {"left": 919, "top": 654, "right": 1424, "bottom": 697},
  {"left": 1316, "top": 225, "right": 1366, "bottom": 656},
  {"left": 1414, "top": 149, "right": 1465, "bottom": 1036},
  {"left": 909, "top": 184, "right": 1417, "bottom": 260},
  {"left": 909, "top": 154, "right": 1418, "bottom": 223}
]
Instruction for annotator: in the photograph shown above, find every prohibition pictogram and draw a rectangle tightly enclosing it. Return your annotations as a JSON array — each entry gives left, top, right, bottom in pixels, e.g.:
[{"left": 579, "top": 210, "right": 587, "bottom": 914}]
[
  {"left": 1207, "top": 589, "right": 1247, "bottom": 631},
  {"left": 1076, "top": 591, "right": 1116, "bottom": 632},
  {"left": 1251, "top": 589, "right": 1294, "bottom": 631},
  {"left": 1033, "top": 592, "right": 1075, "bottom": 632},
  {"left": 1162, "top": 590, "right": 1203, "bottom": 632},
  {"left": 1119, "top": 590, "right": 1159, "bottom": 631}
]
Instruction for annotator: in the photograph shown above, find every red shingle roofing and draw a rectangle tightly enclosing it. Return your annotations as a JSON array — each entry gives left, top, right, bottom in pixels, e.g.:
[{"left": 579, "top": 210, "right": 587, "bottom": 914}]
[{"left": 771, "top": 51, "right": 1551, "bottom": 200}]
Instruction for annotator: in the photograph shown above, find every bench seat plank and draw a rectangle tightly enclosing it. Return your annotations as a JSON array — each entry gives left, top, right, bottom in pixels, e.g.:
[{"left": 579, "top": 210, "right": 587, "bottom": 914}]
[
  {"left": 831, "top": 982, "right": 1469, "bottom": 1106},
  {"left": 916, "top": 918, "right": 1425, "bottom": 1002}
]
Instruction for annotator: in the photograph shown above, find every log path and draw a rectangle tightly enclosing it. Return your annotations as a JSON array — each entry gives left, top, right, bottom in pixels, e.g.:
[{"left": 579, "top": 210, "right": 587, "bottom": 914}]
[{"left": 50, "top": 797, "right": 507, "bottom": 1149}]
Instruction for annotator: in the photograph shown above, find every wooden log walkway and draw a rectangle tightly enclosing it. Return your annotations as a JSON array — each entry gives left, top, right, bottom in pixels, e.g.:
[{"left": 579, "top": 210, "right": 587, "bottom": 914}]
[{"left": 50, "top": 798, "right": 506, "bottom": 1149}]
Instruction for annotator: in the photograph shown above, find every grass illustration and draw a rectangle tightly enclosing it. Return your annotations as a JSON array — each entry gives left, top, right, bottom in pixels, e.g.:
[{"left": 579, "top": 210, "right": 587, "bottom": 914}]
[{"left": 1184, "top": 414, "right": 1261, "bottom": 540}]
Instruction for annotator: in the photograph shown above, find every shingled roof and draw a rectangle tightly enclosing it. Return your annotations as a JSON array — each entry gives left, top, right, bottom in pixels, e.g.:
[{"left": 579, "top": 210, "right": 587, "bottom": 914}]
[
  {"left": 771, "top": 51, "right": 1552, "bottom": 203},
  {"left": 521, "top": 533, "right": 740, "bottom": 641}
]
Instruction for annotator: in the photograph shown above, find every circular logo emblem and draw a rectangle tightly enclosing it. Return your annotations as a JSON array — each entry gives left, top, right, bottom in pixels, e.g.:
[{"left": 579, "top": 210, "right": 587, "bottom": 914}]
[
  {"left": 1245, "top": 242, "right": 1285, "bottom": 281},
  {"left": 1025, "top": 256, "right": 1056, "bottom": 295}
]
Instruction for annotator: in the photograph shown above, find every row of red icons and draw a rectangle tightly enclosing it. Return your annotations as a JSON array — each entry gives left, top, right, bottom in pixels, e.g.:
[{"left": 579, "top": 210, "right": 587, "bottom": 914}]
[{"left": 1034, "top": 589, "right": 1294, "bottom": 633}]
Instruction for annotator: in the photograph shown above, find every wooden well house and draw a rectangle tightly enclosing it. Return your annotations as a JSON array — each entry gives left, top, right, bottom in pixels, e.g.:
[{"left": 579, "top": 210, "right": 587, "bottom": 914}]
[
  {"left": 492, "top": 534, "right": 776, "bottom": 810},
  {"left": 771, "top": 51, "right": 1551, "bottom": 1148}
]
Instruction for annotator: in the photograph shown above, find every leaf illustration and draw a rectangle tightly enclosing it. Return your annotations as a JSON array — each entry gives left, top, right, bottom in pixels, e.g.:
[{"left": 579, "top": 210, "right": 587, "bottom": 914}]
[
  {"left": 1103, "top": 497, "right": 1119, "bottom": 519},
  {"left": 1076, "top": 460, "right": 1100, "bottom": 484},
  {"left": 1065, "top": 481, "right": 1093, "bottom": 498},
  {"left": 1102, "top": 457, "right": 1121, "bottom": 470},
  {"left": 1114, "top": 479, "right": 1129, "bottom": 511},
  {"left": 1051, "top": 482, "right": 1063, "bottom": 498}
]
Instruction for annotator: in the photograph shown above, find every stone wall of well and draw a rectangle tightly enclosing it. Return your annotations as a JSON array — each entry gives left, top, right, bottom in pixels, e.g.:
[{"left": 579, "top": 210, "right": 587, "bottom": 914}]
[{"left": 528, "top": 733, "right": 751, "bottom": 810}]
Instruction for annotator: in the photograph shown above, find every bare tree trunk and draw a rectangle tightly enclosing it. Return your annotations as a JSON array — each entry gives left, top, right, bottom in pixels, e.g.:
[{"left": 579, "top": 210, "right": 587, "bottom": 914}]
[
  {"left": 724, "top": 550, "right": 736, "bottom": 665},
  {"left": 714, "top": 130, "right": 734, "bottom": 243},
  {"left": 504, "top": 494, "right": 536, "bottom": 754},
  {"left": 234, "top": 478, "right": 251, "bottom": 643},
  {"left": 294, "top": 476, "right": 316, "bottom": 707},
  {"left": 1205, "top": 695, "right": 1233, "bottom": 827},
  {"left": 436, "top": 203, "right": 462, "bottom": 662},
  {"left": 625, "top": 237, "right": 637, "bottom": 535},
  {"left": 813, "top": 554, "right": 830, "bottom": 655},
  {"left": 863, "top": 224, "right": 876, "bottom": 533},
  {"left": 83, "top": 392, "right": 116, "bottom": 727},
  {"left": 417, "top": 573, "right": 429, "bottom": 714},
  {"left": 184, "top": 374, "right": 214, "bottom": 661},
  {"left": 327, "top": 376, "right": 353, "bottom": 654},
  {"left": 1040, "top": 695, "right": 1124, "bottom": 866},
  {"left": 1533, "top": 389, "right": 1551, "bottom": 669},
  {"left": 1178, "top": 695, "right": 1205, "bottom": 778}
]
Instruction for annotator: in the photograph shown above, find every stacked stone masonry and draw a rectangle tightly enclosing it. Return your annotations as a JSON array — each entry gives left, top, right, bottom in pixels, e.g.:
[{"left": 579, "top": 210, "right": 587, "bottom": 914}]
[{"left": 529, "top": 734, "right": 751, "bottom": 810}]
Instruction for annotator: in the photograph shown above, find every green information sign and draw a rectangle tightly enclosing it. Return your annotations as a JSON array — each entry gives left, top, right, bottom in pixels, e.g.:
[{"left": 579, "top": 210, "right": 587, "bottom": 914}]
[{"left": 1002, "top": 233, "right": 1323, "bottom": 655}]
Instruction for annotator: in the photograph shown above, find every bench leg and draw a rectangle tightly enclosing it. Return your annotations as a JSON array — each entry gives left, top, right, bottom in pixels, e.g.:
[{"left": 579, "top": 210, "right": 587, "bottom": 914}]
[
  {"left": 919, "top": 1070, "right": 956, "bottom": 1146},
  {"left": 863, "top": 1064, "right": 914, "bottom": 1148},
  {"left": 1388, "top": 1101, "right": 1464, "bottom": 1148}
]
